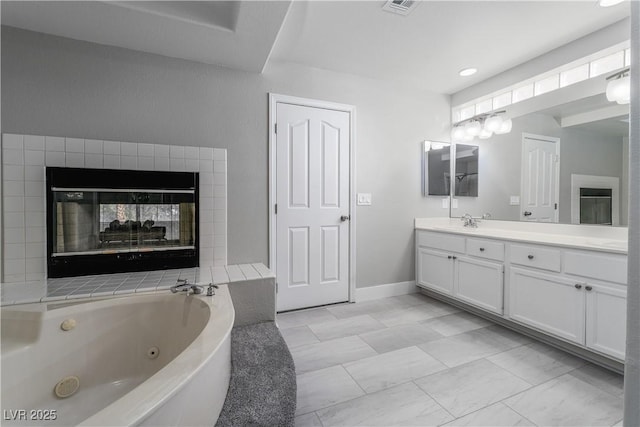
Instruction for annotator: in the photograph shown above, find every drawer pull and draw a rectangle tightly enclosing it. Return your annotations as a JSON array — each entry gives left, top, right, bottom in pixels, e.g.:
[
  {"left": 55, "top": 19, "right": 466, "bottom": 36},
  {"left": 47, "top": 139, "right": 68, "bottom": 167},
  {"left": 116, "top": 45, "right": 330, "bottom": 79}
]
[
  {"left": 479, "top": 248, "right": 485, "bottom": 252},
  {"left": 575, "top": 284, "right": 582, "bottom": 290},
  {"left": 527, "top": 255, "right": 534, "bottom": 260},
  {"left": 585, "top": 286, "right": 593, "bottom": 291}
]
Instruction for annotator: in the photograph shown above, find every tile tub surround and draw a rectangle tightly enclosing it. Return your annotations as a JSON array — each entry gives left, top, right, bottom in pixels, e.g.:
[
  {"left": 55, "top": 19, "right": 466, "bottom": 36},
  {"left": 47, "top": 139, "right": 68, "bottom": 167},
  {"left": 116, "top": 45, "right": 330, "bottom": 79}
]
[
  {"left": 282, "top": 293, "right": 624, "bottom": 426},
  {"left": 1, "top": 133, "right": 228, "bottom": 283},
  {"left": 0, "top": 263, "right": 271, "bottom": 306},
  {"left": 415, "top": 217, "right": 628, "bottom": 254}
]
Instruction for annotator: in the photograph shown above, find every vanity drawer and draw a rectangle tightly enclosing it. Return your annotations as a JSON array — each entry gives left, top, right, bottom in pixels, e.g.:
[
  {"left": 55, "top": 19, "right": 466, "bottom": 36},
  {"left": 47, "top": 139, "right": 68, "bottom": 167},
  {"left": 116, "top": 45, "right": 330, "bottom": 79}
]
[
  {"left": 467, "top": 238, "right": 505, "bottom": 262},
  {"left": 564, "top": 250, "right": 627, "bottom": 285},
  {"left": 509, "top": 244, "right": 561, "bottom": 272},
  {"left": 417, "top": 231, "right": 465, "bottom": 254}
]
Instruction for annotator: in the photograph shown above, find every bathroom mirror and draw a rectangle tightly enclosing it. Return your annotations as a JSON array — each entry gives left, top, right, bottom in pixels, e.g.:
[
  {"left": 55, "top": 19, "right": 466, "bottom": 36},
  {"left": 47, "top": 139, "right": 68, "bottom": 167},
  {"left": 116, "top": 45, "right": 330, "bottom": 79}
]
[
  {"left": 453, "top": 144, "right": 479, "bottom": 197},
  {"left": 451, "top": 95, "right": 629, "bottom": 226},
  {"left": 422, "top": 140, "right": 451, "bottom": 196}
]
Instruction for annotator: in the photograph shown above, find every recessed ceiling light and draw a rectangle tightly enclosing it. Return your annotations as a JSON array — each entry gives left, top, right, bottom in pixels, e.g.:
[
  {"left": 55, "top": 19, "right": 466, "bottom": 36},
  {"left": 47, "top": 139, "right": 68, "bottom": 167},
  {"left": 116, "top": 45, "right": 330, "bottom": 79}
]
[
  {"left": 459, "top": 68, "right": 477, "bottom": 77},
  {"left": 598, "top": 0, "right": 624, "bottom": 7}
]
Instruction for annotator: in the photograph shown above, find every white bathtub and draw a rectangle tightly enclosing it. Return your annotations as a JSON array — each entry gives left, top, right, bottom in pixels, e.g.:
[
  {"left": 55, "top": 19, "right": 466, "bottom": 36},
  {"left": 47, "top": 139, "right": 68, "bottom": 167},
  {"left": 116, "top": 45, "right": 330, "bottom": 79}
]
[{"left": 1, "top": 286, "right": 234, "bottom": 426}]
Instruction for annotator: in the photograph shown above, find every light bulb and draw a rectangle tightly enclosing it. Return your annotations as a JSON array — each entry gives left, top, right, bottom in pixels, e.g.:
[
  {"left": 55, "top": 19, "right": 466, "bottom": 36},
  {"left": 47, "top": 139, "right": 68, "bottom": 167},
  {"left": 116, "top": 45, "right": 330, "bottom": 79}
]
[
  {"left": 495, "top": 118, "right": 512, "bottom": 134},
  {"left": 479, "top": 128, "right": 493, "bottom": 139},
  {"left": 484, "top": 115, "right": 503, "bottom": 133},
  {"left": 598, "top": 0, "right": 624, "bottom": 7},
  {"left": 606, "top": 76, "right": 630, "bottom": 105},
  {"left": 451, "top": 126, "right": 466, "bottom": 141},
  {"left": 464, "top": 120, "right": 482, "bottom": 136},
  {"left": 459, "top": 68, "right": 478, "bottom": 77}
]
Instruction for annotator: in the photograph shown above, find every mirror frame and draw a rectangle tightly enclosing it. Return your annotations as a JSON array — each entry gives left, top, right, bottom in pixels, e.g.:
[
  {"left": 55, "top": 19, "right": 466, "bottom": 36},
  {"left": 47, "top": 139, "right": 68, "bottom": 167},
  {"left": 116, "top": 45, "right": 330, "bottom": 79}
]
[{"left": 422, "top": 140, "right": 452, "bottom": 197}]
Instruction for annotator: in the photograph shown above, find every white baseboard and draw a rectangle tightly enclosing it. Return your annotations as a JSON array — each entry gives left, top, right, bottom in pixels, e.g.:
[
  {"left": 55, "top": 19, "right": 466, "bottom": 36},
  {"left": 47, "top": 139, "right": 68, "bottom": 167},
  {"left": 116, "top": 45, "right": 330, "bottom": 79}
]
[{"left": 355, "top": 280, "right": 418, "bottom": 302}]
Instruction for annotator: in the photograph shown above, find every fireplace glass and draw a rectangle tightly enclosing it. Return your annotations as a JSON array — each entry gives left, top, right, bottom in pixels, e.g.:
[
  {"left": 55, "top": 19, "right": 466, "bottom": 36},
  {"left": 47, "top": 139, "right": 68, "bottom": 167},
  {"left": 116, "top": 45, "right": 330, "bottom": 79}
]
[{"left": 47, "top": 167, "right": 199, "bottom": 277}]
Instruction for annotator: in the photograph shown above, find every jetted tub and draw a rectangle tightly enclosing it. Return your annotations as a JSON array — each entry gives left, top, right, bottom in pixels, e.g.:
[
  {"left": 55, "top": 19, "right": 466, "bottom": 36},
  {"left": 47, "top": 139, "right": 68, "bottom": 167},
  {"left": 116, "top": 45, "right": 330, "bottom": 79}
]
[{"left": 1, "top": 286, "right": 234, "bottom": 426}]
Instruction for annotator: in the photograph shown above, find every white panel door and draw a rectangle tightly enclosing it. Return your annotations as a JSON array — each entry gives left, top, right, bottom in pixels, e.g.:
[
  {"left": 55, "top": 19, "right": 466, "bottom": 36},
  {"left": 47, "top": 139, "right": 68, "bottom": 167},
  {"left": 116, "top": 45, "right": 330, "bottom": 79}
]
[
  {"left": 275, "top": 103, "right": 350, "bottom": 311},
  {"left": 521, "top": 135, "right": 559, "bottom": 222}
]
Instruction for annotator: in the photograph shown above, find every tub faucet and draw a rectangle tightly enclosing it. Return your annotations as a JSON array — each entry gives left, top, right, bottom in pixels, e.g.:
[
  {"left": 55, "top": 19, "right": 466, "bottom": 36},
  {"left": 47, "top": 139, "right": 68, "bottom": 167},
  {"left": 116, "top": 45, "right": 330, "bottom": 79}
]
[
  {"left": 461, "top": 213, "right": 478, "bottom": 228},
  {"left": 171, "top": 279, "right": 204, "bottom": 295}
]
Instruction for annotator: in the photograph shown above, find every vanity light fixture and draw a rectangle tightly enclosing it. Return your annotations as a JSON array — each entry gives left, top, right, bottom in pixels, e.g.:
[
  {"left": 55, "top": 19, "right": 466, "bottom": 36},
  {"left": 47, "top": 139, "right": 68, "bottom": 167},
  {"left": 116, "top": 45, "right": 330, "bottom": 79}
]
[
  {"left": 605, "top": 68, "right": 631, "bottom": 105},
  {"left": 495, "top": 118, "right": 513, "bottom": 135},
  {"left": 459, "top": 68, "right": 478, "bottom": 77},
  {"left": 479, "top": 128, "right": 493, "bottom": 139},
  {"left": 484, "top": 114, "right": 504, "bottom": 133},
  {"left": 451, "top": 110, "right": 511, "bottom": 142},
  {"left": 464, "top": 119, "right": 482, "bottom": 136}
]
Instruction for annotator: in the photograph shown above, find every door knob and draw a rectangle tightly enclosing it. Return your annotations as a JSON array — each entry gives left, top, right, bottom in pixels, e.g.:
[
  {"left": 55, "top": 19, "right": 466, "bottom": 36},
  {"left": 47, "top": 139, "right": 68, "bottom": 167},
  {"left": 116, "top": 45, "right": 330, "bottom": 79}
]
[
  {"left": 340, "top": 215, "right": 350, "bottom": 222},
  {"left": 523, "top": 211, "right": 532, "bottom": 216}
]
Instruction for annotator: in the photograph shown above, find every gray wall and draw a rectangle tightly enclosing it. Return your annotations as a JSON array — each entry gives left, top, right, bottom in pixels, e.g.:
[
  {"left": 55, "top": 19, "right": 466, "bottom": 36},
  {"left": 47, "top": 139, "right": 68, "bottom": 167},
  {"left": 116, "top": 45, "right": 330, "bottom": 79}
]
[
  {"left": 452, "top": 113, "right": 627, "bottom": 225},
  {"left": 0, "top": 26, "right": 451, "bottom": 288}
]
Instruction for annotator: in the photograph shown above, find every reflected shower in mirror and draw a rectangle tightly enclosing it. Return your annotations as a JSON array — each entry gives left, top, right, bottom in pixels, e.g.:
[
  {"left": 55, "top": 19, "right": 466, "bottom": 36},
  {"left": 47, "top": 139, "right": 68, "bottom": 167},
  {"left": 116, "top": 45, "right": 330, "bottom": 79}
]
[
  {"left": 454, "top": 144, "right": 479, "bottom": 197},
  {"left": 422, "top": 140, "right": 451, "bottom": 196}
]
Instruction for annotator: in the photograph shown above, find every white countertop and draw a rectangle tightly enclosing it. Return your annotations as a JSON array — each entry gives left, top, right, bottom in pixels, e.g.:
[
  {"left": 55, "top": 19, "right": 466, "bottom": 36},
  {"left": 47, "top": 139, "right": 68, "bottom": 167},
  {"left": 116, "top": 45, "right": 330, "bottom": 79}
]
[{"left": 415, "top": 217, "right": 628, "bottom": 255}]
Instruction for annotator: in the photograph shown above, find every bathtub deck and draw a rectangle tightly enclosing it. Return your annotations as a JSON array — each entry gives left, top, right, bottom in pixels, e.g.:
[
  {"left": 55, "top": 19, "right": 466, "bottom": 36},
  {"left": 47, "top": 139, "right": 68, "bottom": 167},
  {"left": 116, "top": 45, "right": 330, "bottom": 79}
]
[{"left": 1, "top": 263, "right": 273, "bottom": 306}]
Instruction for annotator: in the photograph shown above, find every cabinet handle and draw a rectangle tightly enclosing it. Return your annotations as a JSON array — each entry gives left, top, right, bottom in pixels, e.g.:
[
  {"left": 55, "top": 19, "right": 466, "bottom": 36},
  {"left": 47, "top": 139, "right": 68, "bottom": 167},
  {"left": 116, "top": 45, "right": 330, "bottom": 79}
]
[
  {"left": 527, "top": 255, "right": 534, "bottom": 260},
  {"left": 447, "top": 255, "right": 452, "bottom": 259},
  {"left": 452, "top": 256, "right": 457, "bottom": 260},
  {"left": 479, "top": 248, "right": 485, "bottom": 252},
  {"left": 585, "top": 286, "right": 593, "bottom": 291},
  {"left": 575, "top": 284, "right": 582, "bottom": 289}
]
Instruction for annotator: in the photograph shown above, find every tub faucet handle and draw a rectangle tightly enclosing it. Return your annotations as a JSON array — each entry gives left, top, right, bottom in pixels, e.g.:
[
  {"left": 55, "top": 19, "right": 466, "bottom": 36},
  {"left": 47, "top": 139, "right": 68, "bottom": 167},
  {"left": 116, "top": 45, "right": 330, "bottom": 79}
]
[{"left": 207, "top": 283, "right": 219, "bottom": 296}]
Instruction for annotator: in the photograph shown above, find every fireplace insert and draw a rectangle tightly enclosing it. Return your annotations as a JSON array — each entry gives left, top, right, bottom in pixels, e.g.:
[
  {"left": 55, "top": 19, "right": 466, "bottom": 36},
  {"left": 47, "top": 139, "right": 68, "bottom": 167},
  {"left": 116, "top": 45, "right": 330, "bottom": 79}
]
[{"left": 46, "top": 167, "right": 199, "bottom": 278}]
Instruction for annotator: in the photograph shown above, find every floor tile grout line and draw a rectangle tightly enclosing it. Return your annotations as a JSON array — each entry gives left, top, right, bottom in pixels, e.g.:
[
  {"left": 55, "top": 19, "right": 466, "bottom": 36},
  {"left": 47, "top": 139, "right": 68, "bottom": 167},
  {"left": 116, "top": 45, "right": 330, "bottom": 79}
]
[
  {"left": 482, "top": 357, "right": 537, "bottom": 387},
  {"left": 411, "top": 379, "right": 458, "bottom": 423},
  {"left": 501, "top": 397, "right": 540, "bottom": 426}
]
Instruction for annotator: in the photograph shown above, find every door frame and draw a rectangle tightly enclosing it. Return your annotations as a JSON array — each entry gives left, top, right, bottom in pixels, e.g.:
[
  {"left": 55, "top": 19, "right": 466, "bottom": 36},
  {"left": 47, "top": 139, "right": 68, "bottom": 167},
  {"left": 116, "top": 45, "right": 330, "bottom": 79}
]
[
  {"left": 520, "top": 132, "right": 561, "bottom": 223},
  {"left": 268, "top": 93, "right": 357, "bottom": 304}
]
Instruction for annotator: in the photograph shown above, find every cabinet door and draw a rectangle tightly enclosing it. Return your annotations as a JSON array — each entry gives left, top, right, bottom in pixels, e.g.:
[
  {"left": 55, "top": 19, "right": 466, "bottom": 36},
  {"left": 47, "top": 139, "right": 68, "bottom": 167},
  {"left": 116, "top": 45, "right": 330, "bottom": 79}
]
[
  {"left": 417, "top": 248, "right": 454, "bottom": 295},
  {"left": 456, "top": 256, "right": 504, "bottom": 315},
  {"left": 509, "top": 267, "right": 584, "bottom": 344},
  {"left": 586, "top": 284, "right": 626, "bottom": 360}
]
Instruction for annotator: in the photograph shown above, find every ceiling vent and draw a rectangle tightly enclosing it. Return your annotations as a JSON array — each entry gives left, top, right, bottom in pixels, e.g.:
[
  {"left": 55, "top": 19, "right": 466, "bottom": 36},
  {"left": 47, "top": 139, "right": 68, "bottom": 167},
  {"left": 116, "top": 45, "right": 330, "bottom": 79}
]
[{"left": 382, "top": 0, "right": 418, "bottom": 16}]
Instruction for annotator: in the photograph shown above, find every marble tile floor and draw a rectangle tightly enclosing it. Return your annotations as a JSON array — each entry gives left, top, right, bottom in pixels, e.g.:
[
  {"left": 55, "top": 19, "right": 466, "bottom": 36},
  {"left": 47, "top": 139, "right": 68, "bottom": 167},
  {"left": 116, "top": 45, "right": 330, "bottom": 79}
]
[{"left": 277, "top": 292, "right": 624, "bottom": 427}]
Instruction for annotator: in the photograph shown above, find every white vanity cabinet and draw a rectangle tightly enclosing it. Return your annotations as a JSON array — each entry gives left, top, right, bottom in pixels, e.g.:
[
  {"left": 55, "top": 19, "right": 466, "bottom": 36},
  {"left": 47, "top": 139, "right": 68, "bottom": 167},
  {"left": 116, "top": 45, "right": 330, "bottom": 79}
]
[
  {"left": 416, "top": 231, "right": 504, "bottom": 315},
  {"left": 415, "top": 223, "right": 628, "bottom": 363},
  {"left": 417, "top": 247, "right": 456, "bottom": 295},
  {"left": 585, "top": 283, "right": 627, "bottom": 360},
  {"left": 509, "top": 267, "right": 585, "bottom": 344}
]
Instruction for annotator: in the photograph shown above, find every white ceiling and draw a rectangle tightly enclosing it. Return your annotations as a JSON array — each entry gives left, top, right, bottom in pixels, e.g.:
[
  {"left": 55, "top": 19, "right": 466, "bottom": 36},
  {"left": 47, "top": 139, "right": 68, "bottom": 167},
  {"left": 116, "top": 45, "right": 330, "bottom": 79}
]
[
  {"left": 270, "top": 1, "right": 630, "bottom": 94},
  {"left": 1, "top": 1, "right": 630, "bottom": 94},
  {"left": 0, "top": 1, "right": 291, "bottom": 73}
]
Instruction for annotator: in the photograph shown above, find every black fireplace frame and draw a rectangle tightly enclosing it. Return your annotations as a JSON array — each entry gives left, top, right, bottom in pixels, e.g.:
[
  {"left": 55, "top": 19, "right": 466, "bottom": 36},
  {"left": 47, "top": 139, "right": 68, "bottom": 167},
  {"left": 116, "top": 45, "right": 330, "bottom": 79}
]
[{"left": 46, "top": 167, "right": 199, "bottom": 278}]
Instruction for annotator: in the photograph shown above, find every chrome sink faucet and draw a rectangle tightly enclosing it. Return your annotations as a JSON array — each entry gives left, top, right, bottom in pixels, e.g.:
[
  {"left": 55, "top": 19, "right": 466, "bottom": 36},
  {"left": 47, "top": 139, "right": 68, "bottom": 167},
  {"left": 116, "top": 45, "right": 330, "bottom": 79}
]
[
  {"left": 461, "top": 213, "right": 479, "bottom": 228},
  {"left": 171, "top": 279, "right": 204, "bottom": 295}
]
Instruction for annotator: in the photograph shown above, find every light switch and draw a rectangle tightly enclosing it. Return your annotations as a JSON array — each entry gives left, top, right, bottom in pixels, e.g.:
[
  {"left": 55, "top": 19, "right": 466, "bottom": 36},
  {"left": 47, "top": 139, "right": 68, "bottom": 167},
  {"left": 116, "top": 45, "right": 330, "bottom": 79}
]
[
  {"left": 510, "top": 196, "right": 520, "bottom": 206},
  {"left": 357, "top": 193, "right": 372, "bottom": 206}
]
